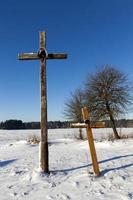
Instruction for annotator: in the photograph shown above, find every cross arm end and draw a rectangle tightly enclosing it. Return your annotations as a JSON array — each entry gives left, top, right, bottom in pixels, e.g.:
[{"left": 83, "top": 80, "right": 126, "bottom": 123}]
[
  {"left": 18, "top": 53, "right": 39, "bottom": 60},
  {"left": 47, "top": 53, "right": 67, "bottom": 59}
]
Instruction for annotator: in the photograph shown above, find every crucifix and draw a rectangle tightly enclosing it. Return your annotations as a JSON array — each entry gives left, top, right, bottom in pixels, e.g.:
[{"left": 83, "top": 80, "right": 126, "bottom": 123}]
[
  {"left": 71, "top": 107, "right": 105, "bottom": 176},
  {"left": 18, "top": 31, "right": 67, "bottom": 173}
]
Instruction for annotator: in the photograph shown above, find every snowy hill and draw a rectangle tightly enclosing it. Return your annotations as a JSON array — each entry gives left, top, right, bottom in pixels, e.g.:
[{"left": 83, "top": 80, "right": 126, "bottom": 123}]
[{"left": 0, "top": 129, "right": 133, "bottom": 200}]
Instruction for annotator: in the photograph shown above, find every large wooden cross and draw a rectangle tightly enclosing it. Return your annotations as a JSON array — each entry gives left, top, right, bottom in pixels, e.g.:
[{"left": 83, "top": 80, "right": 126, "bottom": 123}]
[{"left": 18, "top": 31, "right": 67, "bottom": 173}]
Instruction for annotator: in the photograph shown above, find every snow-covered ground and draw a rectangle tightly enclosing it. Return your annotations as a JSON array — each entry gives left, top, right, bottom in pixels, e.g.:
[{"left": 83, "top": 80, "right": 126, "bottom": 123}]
[{"left": 0, "top": 128, "right": 133, "bottom": 200}]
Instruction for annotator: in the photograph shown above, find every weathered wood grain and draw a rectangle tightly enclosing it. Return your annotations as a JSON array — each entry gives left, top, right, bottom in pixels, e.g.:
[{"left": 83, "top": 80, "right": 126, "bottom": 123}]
[
  {"left": 18, "top": 53, "right": 39, "bottom": 60},
  {"left": 40, "top": 32, "right": 49, "bottom": 173}
]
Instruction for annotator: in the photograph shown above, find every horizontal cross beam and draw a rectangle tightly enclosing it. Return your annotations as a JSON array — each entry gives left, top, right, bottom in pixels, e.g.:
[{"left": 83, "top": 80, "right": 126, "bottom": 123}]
[
  {"left": 71, "top": 122, "right": 105, "bottom": 128},
  {"left": 18, "top": 53, "right": 67, "bottom": 60}
]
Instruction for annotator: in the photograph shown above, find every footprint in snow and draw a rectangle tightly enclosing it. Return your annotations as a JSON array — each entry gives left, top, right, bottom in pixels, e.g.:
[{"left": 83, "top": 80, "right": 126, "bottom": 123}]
[
  {"left": 48, "top": 193, "right": 71, "bottom": 200},
  {"left": 10, "top": 192, "right": 18, "bottom": 197},
  {"left": 7, "top": 185, "right": 14, "bottom": 189},
  {"left": 74, "top": 181, "right": 80, "bottom": 188},
  {"left": 128, "top": 192, "right": 133, "bottom": 199}
]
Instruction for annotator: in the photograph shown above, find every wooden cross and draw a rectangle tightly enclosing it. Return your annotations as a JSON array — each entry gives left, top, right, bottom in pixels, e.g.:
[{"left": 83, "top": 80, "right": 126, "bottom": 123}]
[
  {"left": 71, "top": 107, "right": 105, "bottom": 176},
  {"left": 18, "top": 31, "right": 67, "bottom": 173}
]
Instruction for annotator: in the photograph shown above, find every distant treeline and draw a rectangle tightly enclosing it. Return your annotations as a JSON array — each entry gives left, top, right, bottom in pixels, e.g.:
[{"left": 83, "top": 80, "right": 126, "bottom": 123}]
[
  {"left": 0, "top": 120, "right": 71, "bottom": 130},
  {"left": 105, "top": 119, "right": 133, "bottom": 128},
  {"left": 0, "top": 119, "right": 133, "bottom": 130}
]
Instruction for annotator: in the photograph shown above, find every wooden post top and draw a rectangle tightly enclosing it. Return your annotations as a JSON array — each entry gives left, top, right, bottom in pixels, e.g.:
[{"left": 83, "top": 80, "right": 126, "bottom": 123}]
[{"left": 82, "top": 107, "right": 90, "bottom": 123}]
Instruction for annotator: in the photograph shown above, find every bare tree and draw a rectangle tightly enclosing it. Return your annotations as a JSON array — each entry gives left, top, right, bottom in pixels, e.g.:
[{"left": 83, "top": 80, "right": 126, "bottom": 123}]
[
  {"left": 84, "top": 65, "right": 132, "bottom": 139},
  {"left": 64, "top": 89, "right": 84, "bottom": 122},
  {"left": 64, "top": 89, "right": 85, "bottom": 139}
]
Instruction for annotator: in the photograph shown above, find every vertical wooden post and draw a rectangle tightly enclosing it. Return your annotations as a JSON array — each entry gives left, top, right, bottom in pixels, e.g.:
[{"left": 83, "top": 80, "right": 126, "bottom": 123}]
[
  {"left": 82, "top": 107, "right": 100, "bottom": 176},
  {"left": 39, "top": 31, "right": 49, "bottom": 173}
]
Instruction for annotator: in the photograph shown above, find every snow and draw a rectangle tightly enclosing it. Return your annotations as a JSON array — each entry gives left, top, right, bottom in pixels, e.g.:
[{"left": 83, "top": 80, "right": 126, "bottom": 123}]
[{"left": 0, "top": 128, "right": 133, "bottom": 200}]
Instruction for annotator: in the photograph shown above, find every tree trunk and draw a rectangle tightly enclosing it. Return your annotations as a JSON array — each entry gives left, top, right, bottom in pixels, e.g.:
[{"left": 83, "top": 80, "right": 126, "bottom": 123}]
[
  {"left": 79, "top": 128, "right": 83, "bottom": 139},
  {"left": 106, "top": 102, "right": 120, "bottom": 139}
]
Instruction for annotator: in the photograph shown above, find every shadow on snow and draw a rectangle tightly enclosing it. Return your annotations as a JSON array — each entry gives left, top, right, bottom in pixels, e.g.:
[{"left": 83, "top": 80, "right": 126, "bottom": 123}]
[
  {"left": 0, "top": 159, "right": 17, "bottom": 167},
  {"left": 51, "top": 154, "right": 133, "bottom": 176}
]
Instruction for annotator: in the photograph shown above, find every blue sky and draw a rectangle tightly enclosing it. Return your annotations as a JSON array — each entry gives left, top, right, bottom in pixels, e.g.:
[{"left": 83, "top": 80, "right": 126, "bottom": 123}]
[{"left": 0, "top": 0, "right": 133, "bottom": 121}]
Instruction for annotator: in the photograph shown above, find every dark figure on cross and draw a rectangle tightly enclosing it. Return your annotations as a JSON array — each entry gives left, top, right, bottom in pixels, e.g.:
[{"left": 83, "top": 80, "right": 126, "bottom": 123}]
[{"left": 38, "top": 47, "right": 47, "bottom": 59}]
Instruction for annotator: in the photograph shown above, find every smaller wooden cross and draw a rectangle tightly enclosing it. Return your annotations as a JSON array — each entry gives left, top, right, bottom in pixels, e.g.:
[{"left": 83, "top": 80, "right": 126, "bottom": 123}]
[
  {"left": 71, "top": 107, "right": 105, "bottom": 176},
  {"left": 18, "top": 31, "right": 67, "bottom": 173}
]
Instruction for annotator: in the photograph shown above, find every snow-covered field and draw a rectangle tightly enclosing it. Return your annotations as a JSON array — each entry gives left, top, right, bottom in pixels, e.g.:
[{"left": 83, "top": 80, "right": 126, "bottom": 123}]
[{"left": 0, "top": 128, "right": 133, "bottom": 200}]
